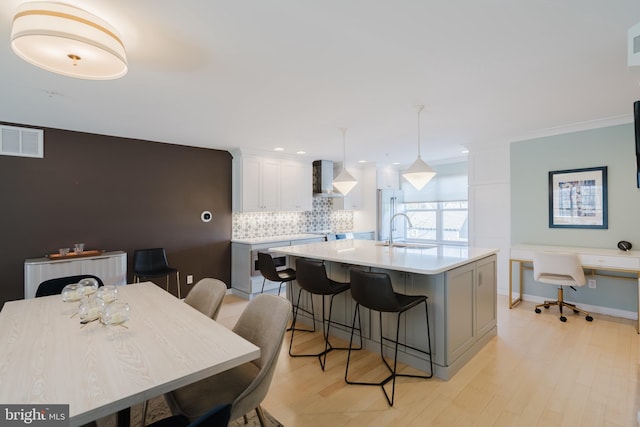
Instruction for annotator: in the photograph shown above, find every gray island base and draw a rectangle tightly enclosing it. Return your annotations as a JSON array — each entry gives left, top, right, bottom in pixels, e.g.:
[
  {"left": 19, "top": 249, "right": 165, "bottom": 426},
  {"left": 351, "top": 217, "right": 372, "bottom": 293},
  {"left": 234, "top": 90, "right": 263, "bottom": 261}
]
[{"left": 272, "top": 239, "right": 498, "bottom": 381}]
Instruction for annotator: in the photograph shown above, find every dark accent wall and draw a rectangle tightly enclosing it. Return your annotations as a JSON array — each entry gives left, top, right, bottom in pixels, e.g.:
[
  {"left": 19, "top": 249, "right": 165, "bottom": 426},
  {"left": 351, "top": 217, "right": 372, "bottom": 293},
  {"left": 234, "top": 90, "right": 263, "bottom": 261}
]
[{"left": 0, "top": 122, "right": 232, "bottom": 305}]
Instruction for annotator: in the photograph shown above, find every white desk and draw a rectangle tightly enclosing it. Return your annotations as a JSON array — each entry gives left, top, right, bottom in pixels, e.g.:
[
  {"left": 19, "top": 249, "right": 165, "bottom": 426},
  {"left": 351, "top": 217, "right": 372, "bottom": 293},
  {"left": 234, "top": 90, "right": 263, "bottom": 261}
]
[
  {"left": 509, "top": 244, "right": 640, "bottom": 333},
  {"left": 0, "top": 282, "right": 260, "bottom": 426}
]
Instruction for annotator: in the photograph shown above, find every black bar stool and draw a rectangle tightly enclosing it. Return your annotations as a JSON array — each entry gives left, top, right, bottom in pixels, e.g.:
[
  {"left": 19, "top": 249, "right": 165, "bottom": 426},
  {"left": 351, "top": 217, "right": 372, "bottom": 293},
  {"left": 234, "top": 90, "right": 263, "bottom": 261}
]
[
  {"left": 289, "top": 258, "right": 362, "bottom": 370},
  {"left": 257, "top": 252, "right": 296, "bottom": 296},
  {"left": 345, "top": 269, "right": 433, "bottom": 406},
  {"left": 133, "top": 248, "right": 181, "bottom": 298},
  {"left": 258, "top": 252, "right": 314, "bottom": 333}
]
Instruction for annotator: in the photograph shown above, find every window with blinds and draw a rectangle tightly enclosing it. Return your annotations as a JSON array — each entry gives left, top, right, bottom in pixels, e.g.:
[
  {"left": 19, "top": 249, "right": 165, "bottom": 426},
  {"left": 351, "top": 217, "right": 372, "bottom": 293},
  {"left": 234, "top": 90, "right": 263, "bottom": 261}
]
[{"left": 401, "top": 161, "right": 468, "bottom": 245}]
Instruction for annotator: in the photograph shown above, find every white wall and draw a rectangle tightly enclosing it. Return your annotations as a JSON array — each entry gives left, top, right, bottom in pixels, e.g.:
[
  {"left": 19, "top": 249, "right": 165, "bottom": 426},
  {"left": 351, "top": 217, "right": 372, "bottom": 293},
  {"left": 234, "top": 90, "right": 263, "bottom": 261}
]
[
  {"left": 510, "top": 123, "right": 639, "bottom": 314},
  {"left": 352, "top": 164, "right": 378, "bottom": 232},
  {"left": 468, "top": 141, "right": 511, "bottom": 295}
]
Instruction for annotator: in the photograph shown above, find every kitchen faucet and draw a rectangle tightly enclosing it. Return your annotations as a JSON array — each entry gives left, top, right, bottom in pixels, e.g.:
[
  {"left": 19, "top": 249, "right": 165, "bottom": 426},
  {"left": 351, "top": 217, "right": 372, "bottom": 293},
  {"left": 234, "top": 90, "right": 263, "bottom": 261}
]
[{"left": 389, "top": 213, "right": 413, "bottom": 247}]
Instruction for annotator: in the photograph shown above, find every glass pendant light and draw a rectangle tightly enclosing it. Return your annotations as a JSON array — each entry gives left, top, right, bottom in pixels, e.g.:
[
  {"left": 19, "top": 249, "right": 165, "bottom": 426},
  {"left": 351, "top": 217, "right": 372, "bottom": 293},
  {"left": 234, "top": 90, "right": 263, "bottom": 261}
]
[
  {"left": 333, "top": 128, "right": 358, "bottom": 195},
  {"left": 402, "top": 105, "right": 436, "bottom": 190}
]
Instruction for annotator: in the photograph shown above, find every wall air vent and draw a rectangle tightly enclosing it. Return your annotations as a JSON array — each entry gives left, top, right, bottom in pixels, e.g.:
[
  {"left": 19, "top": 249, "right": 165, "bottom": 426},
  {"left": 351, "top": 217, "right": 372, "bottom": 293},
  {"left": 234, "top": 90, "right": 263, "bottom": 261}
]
[{"left": 0, "top": 125, "right": 43, "bottom": 158}]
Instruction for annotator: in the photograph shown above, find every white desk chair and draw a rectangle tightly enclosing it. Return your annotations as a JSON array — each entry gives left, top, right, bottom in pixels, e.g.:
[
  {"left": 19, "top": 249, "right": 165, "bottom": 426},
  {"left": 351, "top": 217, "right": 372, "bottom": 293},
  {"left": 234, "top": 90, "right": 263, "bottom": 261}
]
[{"left": 533, "top": 252, "right": 594, "bottom": 323}]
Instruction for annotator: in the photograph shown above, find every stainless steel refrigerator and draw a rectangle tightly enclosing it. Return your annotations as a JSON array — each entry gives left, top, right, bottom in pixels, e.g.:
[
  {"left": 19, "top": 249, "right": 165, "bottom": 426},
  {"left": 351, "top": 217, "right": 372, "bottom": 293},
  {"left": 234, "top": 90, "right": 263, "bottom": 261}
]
[{"left": 377, "top": 189, "right": 405, "bottom": 242}]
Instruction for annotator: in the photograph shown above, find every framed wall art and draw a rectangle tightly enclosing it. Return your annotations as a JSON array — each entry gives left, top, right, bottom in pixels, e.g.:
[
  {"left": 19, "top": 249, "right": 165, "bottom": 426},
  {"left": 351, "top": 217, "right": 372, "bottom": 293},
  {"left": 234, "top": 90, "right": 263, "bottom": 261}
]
[{"left": 548, "top": 166, "right": 608, "bottom": 229}]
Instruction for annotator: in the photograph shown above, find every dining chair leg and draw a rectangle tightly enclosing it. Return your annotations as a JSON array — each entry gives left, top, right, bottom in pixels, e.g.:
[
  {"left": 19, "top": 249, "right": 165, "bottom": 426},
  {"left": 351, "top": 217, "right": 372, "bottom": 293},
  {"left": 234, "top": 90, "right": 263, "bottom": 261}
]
[
  {"left": 255, "top": 405, "right": 268, "bottom": 427},
  {"left": 176, "top": 271, "right": 181, "bottom": 299},
  {"left": 140, "top": 400, "right": 148, "bottom": 427},
  {"left": 117, "top": 408, "right": 131, "bottom": 427}
]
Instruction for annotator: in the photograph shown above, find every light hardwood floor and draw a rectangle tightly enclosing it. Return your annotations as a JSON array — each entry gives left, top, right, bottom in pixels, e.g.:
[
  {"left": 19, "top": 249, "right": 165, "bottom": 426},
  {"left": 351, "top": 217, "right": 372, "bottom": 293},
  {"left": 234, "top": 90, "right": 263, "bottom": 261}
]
[{"left": 217, "top": 294, "right": 639, "bottom": 427}]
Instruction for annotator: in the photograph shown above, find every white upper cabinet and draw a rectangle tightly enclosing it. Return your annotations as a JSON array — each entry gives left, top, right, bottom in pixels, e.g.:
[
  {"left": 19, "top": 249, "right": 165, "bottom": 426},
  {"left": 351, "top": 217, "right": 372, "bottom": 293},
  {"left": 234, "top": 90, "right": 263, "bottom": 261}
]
[
  {"left": 259, "top": 157, "right": 281, "bottom": 210},
  {"left": 377, "top": 167, "right": 400, "bottom": 190},
  {"left": 232, "top": 150, "right": 312, "bottom": 212},
  {"left": 332, "top": 167, "right": 362, "bottom": 210},
  {"left": 280, "top": 161, "right": 312, "bottom": 211},
  {"left": 233, "top": 153, "right": 280, "bottom": 212}
]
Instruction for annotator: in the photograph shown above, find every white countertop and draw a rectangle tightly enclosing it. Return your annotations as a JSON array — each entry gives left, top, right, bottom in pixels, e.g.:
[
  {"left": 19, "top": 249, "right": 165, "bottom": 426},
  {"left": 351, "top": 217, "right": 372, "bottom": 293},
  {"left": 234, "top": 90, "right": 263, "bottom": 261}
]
[
  {"left": 231, "top": 233, "right": 325, "bottom": 245},
  {"left": 25, "top": 250, "right": 126, "bottom": 264},
  {"left": 271, "top": 240, "right": 499, "bottom": 275}
]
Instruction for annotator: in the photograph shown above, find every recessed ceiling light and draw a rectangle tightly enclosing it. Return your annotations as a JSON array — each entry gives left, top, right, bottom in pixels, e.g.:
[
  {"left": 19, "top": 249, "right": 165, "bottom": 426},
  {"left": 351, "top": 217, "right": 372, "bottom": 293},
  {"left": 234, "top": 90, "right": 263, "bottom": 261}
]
[
  {"left": 296, "top": 151, "right": 306, "bottom": 155},
  {"left": 274, "top": 147, "right": 284, "bottom": 151},
  {"left": 358, "top": 160, "right": 367, "bottom": 163},
  {"left": 461, "top": 149, "right": 469, "bottom": 154},
  {"left": 392, "top": 162, "right": 400, "bottom": 165}
]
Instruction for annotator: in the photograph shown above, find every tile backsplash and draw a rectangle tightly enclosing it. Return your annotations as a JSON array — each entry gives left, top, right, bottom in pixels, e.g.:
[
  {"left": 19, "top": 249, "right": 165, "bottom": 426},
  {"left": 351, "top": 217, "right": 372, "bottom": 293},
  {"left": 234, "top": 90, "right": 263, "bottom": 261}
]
[{"left": 232, "top": 198, "right": 353, "bottom": 239}]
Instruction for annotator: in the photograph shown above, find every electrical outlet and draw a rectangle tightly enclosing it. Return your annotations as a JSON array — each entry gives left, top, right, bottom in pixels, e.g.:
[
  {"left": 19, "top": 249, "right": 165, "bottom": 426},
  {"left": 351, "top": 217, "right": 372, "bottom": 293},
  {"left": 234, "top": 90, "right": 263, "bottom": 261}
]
[
  {"left": 186, "top": 274, "right": 194, "bottom": 285},
  {"left": 588, "top": 279, "right": 596, "bottom": 288}
]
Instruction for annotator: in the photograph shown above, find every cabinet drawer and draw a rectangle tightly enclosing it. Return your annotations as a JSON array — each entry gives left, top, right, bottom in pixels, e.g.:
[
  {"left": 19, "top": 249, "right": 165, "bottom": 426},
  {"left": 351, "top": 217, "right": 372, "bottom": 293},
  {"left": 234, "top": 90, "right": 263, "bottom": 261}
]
[{"left": 580, "top": 254, "right": 640, "bottom": 271}]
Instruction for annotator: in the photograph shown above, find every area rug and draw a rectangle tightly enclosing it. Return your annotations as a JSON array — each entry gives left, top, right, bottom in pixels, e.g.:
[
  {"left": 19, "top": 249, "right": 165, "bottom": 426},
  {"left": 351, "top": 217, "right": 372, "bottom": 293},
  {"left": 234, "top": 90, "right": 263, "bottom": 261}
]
[{"left": 95, "top": 395, "right": 283, "bottom": 427}]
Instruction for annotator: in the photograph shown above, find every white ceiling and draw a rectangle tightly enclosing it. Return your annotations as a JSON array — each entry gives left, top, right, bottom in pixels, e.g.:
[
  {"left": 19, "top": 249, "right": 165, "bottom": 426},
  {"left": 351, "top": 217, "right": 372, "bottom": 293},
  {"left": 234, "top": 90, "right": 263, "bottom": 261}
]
[{"left": 1, "top": 1, "right": 640, "bottom": 168}]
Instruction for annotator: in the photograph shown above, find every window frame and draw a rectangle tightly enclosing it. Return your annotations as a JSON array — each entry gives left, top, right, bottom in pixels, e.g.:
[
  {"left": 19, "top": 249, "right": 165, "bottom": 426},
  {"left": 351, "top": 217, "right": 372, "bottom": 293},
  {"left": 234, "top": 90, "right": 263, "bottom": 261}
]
[{"left": 403, "top": 200, "right": 468, "bottom": 246}]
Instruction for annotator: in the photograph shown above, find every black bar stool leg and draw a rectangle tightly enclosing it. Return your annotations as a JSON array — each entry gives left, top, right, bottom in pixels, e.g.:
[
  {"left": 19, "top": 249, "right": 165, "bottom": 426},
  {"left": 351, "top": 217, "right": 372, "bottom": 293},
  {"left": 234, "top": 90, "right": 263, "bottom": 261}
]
[
  {"left": 290, "top": 290, "right": 361, "bottom": 370},
  {"left": 345, "top": 300, "right": 433, "bottom": 407},
  {"left": 345, "top": 302, "right": 362, "bottom": 381},
  {"left": 288, "top": 287, "right": 316, "bottom": 336}
]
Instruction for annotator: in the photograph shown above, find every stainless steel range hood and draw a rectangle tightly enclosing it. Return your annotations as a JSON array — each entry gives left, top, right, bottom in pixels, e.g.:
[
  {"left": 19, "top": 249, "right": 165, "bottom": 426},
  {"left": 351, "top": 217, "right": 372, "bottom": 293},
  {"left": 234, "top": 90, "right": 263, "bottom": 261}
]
[{"left": 312, "top": 160, "right": 343, "bottom": 197}]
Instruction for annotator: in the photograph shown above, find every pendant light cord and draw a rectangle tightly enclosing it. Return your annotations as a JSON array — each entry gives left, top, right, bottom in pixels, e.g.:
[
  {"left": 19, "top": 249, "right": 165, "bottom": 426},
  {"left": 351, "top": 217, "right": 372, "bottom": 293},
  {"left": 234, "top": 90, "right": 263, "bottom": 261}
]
[
  {"left": 340, "top": 127, "right": 348, "bottom": 171},
  {"left": 416, "top": 105, "right": 424, "bottom": 159}
]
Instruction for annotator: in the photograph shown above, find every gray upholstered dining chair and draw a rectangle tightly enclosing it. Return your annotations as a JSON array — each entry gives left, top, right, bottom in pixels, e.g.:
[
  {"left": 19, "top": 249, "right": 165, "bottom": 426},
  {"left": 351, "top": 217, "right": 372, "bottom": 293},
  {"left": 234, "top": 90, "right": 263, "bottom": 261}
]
[
  {"left": 184, "top": 278, "right": 228, "bottom": 320},
  {"left": 163, "top": 294, "right": 291, "bottom": 426},
  {"left": 140, "top": 278, "right": 229, "bottom": 427}
]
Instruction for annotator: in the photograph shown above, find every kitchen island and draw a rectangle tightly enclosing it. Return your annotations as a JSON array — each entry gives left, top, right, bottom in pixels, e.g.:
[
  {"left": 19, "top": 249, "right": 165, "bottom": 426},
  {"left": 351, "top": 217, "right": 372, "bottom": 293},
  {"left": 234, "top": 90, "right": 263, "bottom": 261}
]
[
  {"left": 271, "top": 239, "right": 499, "bottom": 380},
  {"left": 231, "top": 233, "right": 326, "bottom": 298}
]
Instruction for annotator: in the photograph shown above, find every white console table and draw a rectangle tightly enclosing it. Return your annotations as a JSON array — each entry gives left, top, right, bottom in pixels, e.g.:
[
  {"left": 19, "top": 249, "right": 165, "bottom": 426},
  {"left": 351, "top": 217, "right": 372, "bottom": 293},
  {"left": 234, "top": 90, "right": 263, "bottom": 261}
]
[
  {"left": 509, "top": 244, "right": 640, "bottom": 333},
  {"left": 24, "top": 251, "right": 127, "bottom": 299}
]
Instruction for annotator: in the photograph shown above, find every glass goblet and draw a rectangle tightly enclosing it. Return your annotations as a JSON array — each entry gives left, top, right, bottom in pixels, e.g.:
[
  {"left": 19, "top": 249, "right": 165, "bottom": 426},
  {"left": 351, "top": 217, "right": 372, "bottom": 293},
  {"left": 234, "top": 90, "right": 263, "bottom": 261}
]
[
  {"left": 78, "top": 298, "right": 101, "bottom": 323},
  {"left": 101, "top": 302, "right": 130, "bottom": 325},
  {"left": 62, "top": 283, "right": 84, "bottom": 302},
  {"left": 78, "top": 278, "right": 99, "bottom": 296},
  {"left": 96, "top": 285, "right": 118, "bottom": 304}
]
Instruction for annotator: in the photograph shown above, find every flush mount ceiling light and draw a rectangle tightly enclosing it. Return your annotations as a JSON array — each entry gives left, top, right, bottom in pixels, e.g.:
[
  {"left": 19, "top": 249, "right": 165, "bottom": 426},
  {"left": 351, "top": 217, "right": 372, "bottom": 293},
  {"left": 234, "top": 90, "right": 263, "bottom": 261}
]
[
  {"left": 10, "top": 1, "right": 127, "bottom": 80},
  {"left": 402, "top": 105, "right": 436, "bottom": 191},
  {"left": 333, "top": 128, "right": 358, "bottom": 196}
]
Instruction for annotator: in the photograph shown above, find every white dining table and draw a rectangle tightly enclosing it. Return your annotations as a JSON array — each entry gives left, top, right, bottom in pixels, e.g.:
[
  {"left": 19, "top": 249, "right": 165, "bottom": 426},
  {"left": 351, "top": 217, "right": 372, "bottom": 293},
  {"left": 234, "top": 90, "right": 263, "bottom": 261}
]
[{"left": 0, "top": 281, "right": 260, "bottom": 426}]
